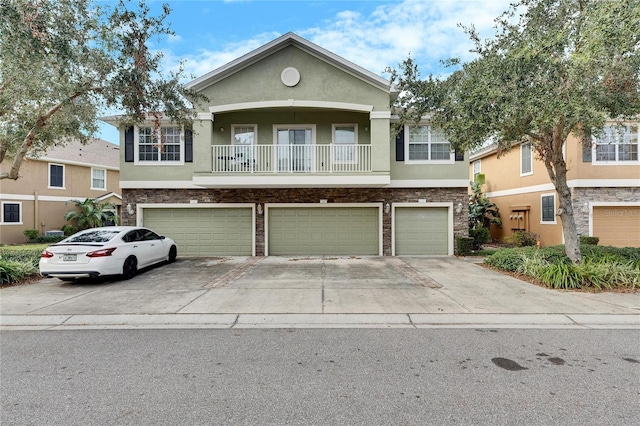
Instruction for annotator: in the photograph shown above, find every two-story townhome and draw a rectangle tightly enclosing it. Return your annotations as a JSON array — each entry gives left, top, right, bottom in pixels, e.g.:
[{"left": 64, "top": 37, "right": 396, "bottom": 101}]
[
  {"left": 470, "top": 122, "right": 639, "bottom": 247},
  {"left": 0, "top": 139, "right": 121, "bottom": 244},
  {"left": 104, "top": 33, "right": 468, "bottom": 257}
]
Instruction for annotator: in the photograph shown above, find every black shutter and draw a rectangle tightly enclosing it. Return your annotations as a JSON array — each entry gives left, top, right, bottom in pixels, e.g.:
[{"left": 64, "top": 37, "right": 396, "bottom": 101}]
[
  {"left": 582, "top": 144, "right": 592, "bottom": 162},
  {"left": 124, "top": 127, "right": 134, "bottom": 162},
  {"left": 395, "top": 127, "right": 405, "bottom": 161},
  {"left": 455, "top": 148, "right": 465, "bottom": 161},
  {"left": 185, "top": 129, "right": 193, "bottom": 163}
]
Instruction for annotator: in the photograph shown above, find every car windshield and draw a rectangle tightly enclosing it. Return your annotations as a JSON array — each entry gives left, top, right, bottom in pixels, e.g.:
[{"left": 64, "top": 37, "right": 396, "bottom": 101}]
[{"left": 64, "top": 230, "right": 120, "bottom": 243}]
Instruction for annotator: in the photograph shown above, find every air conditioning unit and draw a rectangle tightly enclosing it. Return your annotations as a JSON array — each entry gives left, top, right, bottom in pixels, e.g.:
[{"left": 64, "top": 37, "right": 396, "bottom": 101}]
[{"left": 44, "top": 230, "right": 64, "bottom": 237}]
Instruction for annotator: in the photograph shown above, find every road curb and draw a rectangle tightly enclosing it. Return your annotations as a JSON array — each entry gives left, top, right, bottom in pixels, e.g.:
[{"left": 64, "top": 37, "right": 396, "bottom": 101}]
[{"left": 1, "top": 313, "right": 638, "bottom": 330}]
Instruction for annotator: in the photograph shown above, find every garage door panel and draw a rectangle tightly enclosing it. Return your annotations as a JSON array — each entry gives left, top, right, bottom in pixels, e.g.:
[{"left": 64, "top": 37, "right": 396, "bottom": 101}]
[
  {"left": 395, "top": 207, "right": 449, "bottom": 255},
  {"left": 269, "top": 207, "right": 379, "bottom": 256},
  {"left": 143, "top": 208, "right": 252, "bottom": 256}
]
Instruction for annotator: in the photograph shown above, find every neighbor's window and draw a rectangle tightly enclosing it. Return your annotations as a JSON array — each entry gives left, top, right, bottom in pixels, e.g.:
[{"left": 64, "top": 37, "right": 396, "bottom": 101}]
[
  {"left": 472, "top": 160, "right": 481, "bottom": 181},
  {"left": 333, "top": 124, "right": 357, "bottom": 163},
  {"left": 541, "top": 194, "right": 556, "bottom": 223},
  {"left": 405, "top": 125, "right": 453, "bottom": 163},
  {"left": 594, "top": 124, "right": 639, "bottom": 163},
  {"left": 91, "top": 168, "right": 106, "bottom": 190},
  {"left": 1, "top": 202, "right": 21, "bottom": 224},
  {"left": 521, "top": 142, "right": 533, "bottom": 176},
  {"left": 136, "top": 126, "right": 182, "bottom": 164},
  {"left": 49, "top": 163, "right": 64, "bottom": 188}
]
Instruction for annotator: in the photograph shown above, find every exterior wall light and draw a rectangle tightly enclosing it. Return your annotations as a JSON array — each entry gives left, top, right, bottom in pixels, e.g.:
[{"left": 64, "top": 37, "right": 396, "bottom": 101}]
[
  {"left": 384, "top": 203, "right": 390, "bottom": 214},
  {"left": 456, "top": 203, "right": 463, "bottom": 214},
  {"left": 257, "top": 203, "right": 263, "bottom": 215},
  {"left": 126, "top": 204, "right": 134, "bottom": 215}
]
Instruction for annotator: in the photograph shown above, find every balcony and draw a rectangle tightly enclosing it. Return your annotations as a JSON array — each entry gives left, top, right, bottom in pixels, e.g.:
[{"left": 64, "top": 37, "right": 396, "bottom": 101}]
[{"left": 211, "top": 144, "right": 372, "bottom": 173}]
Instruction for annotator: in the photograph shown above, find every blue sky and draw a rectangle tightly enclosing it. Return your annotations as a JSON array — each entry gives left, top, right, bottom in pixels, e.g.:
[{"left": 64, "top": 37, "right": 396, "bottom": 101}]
[{"left": 98, "top": 0, "right": 512, "bottom": 143}]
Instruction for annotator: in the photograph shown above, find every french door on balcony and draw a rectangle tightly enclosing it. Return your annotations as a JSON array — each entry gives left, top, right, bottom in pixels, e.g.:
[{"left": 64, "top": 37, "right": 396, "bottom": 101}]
[{"left": 276, "top": 127, "right": 313, "bottom": 172}]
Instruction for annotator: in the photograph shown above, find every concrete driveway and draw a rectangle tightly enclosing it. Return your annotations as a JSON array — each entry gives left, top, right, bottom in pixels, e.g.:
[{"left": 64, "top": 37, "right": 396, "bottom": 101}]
[{"left": 1, "top": 256, "right": 638, "bottom": 329}]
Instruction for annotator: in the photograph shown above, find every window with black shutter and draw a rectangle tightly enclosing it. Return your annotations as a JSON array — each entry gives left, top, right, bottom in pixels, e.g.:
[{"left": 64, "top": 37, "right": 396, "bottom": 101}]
[
  {"left": 2, "top": 203, "right": 20, "bottom": 223},
  {"left": 49, "top": 164, "right": 64, "bottom": 188}
]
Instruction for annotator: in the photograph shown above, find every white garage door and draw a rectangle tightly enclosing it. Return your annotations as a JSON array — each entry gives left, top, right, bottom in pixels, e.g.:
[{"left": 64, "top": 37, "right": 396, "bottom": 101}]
[
  {"left": 142, "top": 207, "right": 253, "bottom": 256},
  {"left": 395, "top": 207, "right": 449, "bottom": 255},
  {"left": 268, "top": 207, "right": 380, "bottom": 255}
]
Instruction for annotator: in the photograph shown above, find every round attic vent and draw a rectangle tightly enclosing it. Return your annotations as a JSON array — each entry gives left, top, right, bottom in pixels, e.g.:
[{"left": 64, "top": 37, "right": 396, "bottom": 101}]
[{"left": 281, "top": 67, "right": 301, "bottom": 87}]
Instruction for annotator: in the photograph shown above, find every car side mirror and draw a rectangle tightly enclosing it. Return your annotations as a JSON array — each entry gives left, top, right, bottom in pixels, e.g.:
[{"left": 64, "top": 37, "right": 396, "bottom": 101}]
[{"left": 160, "top": 235, "right": 165, "bottom": 240}]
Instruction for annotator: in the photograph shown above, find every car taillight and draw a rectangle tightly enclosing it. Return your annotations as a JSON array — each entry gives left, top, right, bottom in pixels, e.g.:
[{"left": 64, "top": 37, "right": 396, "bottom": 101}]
[
  {"left": 86, "top": 248, "right": 117, "bottom": 257},
  {"left": 41, "top": 250, "right": 54, "bottom": 258}
]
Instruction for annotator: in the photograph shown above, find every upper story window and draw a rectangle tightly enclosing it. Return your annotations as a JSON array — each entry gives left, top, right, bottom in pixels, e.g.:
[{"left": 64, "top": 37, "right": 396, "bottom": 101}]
[
  {"left": 48, "top": 163, "right": 65, "bottom": 188},
  {"left": 1, "top": 202, "right": 21, "bottom": 224},
  {"left": 541, "top": 194, "right": 556, "bottom": 224},
  {"left": 91, "top": 168, "right": 106, "bottom": 190},
  {"left": 472, "top": 160, "right": 481, "bottom": 181},
  {"left": 333, "top": 124, "right": 357, "bottom": 163},
  {"left": 594, "top": 124, "right": 639, "bottom": 164},
  {"left": 135, "top": 126, "right": 183, "bottom": 165},
  {"left": 405, "top": 125, "right": 453, "bottom": 164},
  {"left": 520, "top": 142, "right": 533, "bottom": 176}
]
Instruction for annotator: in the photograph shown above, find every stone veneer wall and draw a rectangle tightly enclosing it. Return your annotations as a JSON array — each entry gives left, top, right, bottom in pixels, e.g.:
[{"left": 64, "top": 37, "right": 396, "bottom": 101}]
[
  {"left": 572, "top": 187, "right": 639, "bottom": 238},
  {"left": 123, "top": 187, "right": 469, "bottom": 256}
]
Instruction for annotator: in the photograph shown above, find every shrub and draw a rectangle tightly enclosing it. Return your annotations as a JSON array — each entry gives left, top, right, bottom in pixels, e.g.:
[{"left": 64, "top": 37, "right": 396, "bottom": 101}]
[
  {"left": 485, "top": 244, "right": 640, "bottom": 290},
  {"left": 0, "top": 259, "right": 38, "bottom": 285},
  {"left": 0, "top": 248, "right": 44, "bottom": 267},
  {"left": 579, "top": 236, "right": 599, "bottom": 245},
  {"left": 23, "top": 229, "right": 39, "bottom": 242},
  {"left": 513, "top": 230, "right": 538, "bottom": 247},
  {"left": 61, "top": 224, "right": 78, "bottom": 236},
  {"left": 31, "top": 235, "right": 66, "bottom": 244},
  {"left": 469, "top": 227, "right": 490, "bottom": 250},
  {"left": 456, "top": 237, "right": 474, "bottom": 256}
]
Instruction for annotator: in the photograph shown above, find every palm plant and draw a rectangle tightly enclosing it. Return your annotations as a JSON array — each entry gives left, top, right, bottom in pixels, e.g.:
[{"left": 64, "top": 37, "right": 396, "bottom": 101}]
[{"left": 64, "top": 198, "right": 118, "bottom": 230}]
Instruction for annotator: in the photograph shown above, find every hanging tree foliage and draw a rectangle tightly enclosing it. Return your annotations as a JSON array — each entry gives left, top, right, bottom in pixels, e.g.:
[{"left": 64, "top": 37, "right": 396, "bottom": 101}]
[
  {"left": 0, "top": 0, "right": 205, "bottom": 180},
  {"left": 390, "top": 0, "right": 640, "bottom": 263}
]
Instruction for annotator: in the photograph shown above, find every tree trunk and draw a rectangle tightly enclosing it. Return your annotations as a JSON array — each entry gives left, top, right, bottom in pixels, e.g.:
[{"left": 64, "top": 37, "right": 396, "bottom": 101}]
[{"left": 541, "top": 128, "right": 582, "bottom": 264}]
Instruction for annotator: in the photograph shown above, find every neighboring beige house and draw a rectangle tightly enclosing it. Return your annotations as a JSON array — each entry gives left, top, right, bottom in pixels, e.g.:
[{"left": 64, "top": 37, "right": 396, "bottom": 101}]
[
  {"left": 469, "top": 123, "right": 640, "bottom": 247},
  {"left": 103, "top": 33, "right": 469, "bottom": 257},
  {"left": 0, "top": 139, "right": 121, "bottom": 244}
]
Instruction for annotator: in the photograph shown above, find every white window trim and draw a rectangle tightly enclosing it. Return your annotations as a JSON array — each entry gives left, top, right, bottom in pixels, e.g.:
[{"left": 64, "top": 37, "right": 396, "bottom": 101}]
[
  {"left": 520, "top": 143, "right": 533, "bottom": 176},
  {"left": 133, "top": 125, "right": 185, "bottom": 166},
  {"left": 91, "top": 167, "right": 107, "bottom": 190},
  {"left": 540, "top": 193, "right": 557, "bottom": 224},
  {"left": 1, "top": 201, "right": 22, "bottom": 225},
  {"left": 591, "top": 123, "right": 640, "bottom": 166},
  {"left": 404, "top": 124, "right": 455, "bottom": 165},
  {"left": 231, "top": 124, "right": 258, "bottom": 145},
  {"left": 48, "top": 163, "right": 65, "bottom": 189},
  {"left": 472, "top": 160, "right": 481, "bottom": 181},
  {"left": 332, "top": 123, "right": 358, "bottom": 164}
]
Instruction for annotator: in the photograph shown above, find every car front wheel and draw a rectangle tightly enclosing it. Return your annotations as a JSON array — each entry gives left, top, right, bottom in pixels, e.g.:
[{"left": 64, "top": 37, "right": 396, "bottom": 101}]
[
  {"left": 122, "top": 256, "right": 137, "bottom": 280},
  {"left": 167, "top": 246, "right": 177, "bottom": 263}
]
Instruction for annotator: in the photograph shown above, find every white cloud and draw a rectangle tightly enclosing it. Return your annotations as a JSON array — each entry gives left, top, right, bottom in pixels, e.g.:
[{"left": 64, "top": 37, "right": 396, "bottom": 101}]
[{"left": 161, "top": 0, "right": 512, "bottom": 82}]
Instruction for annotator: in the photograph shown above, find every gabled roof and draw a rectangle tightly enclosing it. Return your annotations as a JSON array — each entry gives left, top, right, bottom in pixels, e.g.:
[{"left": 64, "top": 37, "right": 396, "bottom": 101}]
[
  {"left": 38, "top": 139, "right": 120, "bottom": 169},
  {"left": 186, "top": 32, "right": 391, "bottom": 93}
]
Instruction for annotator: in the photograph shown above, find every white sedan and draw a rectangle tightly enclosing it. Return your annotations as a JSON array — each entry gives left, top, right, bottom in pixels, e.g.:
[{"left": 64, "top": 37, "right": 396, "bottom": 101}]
[{"left": 39, "top": 226, "right": 178, "bottom": 281}]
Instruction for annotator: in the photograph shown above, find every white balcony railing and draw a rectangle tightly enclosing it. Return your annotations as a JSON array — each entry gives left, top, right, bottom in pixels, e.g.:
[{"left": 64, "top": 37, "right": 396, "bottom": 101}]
[{"left": 211, "top": 144, "right": 371, "bottom": 173}]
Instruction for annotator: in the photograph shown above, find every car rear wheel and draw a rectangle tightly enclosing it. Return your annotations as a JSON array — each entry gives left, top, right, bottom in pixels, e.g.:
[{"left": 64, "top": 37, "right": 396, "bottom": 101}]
[
  {"left": 167, "top": 246, "right": 177, "bottom": 263},
  {"left": 122, "top": 256, "right": 137, "bottom": 280}
]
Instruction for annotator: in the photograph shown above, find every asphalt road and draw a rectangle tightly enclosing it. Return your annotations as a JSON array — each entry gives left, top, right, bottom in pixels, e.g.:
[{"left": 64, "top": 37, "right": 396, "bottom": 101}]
[{"left": 1, "top": 329, "right": 639, "bottom": 425}]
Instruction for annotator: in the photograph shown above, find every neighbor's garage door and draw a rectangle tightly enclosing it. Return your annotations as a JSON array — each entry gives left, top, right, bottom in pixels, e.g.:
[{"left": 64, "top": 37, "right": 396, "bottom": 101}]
[
  {"left": 395, "top": 207, "right": 449, "bottom": 255},
  {"left": 143, "top": 208, "right": 253, "bottom": 256},
  {"left": 268, "top": 207, "right": 379, "bottom": 255},
  {"left": 593, "top": 206, "right": 640, "bottom": 247}
]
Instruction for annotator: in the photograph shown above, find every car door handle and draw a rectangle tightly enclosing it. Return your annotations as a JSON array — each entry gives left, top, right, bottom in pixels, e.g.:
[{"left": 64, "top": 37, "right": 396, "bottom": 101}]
[{"left": 133, "top": 245, "right": 138, "bottom": 248}]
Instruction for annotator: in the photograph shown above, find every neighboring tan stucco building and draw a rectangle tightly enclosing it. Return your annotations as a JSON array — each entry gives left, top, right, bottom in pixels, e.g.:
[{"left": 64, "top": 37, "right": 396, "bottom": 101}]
[
  {"left": 0, "top": 139, "right": 121, "bottom": 244},
  {"left": 469, "top": 123, "right": 640, "bottom": 247},
  {"left": 103, "top": 33, "right": 469, "bottom": 257}
]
